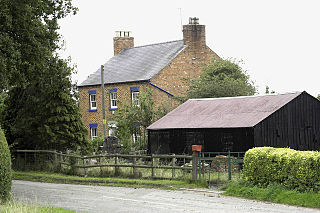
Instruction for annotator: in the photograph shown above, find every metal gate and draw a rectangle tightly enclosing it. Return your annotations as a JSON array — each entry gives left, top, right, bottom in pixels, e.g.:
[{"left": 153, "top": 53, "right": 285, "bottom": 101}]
[{"left": 198, "top": 151, "right": 245, "bottom": 183}]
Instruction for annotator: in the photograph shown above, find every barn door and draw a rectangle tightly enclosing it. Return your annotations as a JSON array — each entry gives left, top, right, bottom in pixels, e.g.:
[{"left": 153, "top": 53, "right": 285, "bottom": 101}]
[{"left": 221, "top": 132, "right": 233, "bottom": 152}]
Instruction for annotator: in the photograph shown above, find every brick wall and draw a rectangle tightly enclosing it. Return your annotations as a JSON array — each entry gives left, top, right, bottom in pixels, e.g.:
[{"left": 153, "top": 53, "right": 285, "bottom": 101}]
[
  {"left": 79, "top": 82, "right": 180, "bottom": 139},
  {"left": 150, "top": 44, "right": 218, "bottom": 97},
  {"left": 79, "top": 20, "right": 219, "bottom": 139},
  {"left": 113, "top": 36, "right": 134, "bottom": 55}
]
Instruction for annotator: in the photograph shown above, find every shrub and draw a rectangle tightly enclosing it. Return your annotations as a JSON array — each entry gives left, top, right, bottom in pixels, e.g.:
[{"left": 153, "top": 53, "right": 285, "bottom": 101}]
[
  {"left": 243, "top": 147, "right": 320, "bottom": 192},
  {"left": 0, "top": 127, "right": 12, "bottom": 203}
]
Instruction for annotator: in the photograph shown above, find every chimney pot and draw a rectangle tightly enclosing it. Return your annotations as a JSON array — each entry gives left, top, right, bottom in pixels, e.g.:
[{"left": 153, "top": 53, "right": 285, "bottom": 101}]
[
  {"left": 183, "top": 17, "right": 206, "bottom": 47},
  {"left": 113, "top": 31, "right": 134, "bottom": 55},
  {"left": 189, "top": 17, "right": 199, "bottom": 25}
]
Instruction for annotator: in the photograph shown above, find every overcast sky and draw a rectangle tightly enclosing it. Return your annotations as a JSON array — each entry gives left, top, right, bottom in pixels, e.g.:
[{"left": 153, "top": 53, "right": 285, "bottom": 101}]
[{"left": 58, "top": 0, "right": 320, "bottom": 97}]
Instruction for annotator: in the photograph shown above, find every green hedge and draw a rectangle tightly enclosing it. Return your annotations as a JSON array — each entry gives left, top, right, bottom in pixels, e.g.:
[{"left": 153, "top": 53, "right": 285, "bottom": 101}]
[
  {"left": 243, "top": 147, "right": 320, "bottom": 192},
  {"left": 0, "top": 127, "right": 12, "bottom": 203}
]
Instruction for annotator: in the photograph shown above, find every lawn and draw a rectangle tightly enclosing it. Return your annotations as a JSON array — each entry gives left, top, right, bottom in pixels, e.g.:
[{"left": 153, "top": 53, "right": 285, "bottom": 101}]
[{"left": 222, "top": 180, "right": 320, "bottom": 209}]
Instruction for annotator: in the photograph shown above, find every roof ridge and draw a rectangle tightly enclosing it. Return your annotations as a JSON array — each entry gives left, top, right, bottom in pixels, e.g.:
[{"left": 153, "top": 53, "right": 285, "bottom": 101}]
[
  {"left": 189, "top": 91, "right": 302, "bottom": 101},
  {"left": 125, "top": 39, "right": 184, "bottom": 50}
]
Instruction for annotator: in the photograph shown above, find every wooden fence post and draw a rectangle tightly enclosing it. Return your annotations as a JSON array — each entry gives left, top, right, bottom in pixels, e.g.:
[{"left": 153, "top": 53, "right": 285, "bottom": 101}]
[
  {"left": 133, "top": 155, "right": 137, "bottom": 178},
  {"left": 228, "top": 151, "right": 232, "bottom": 181},
  {"left": 192, "top": 145, "right": 202, "bottom": 181},
  {"left": 192, "top": 151, "right": 198, "bottom": 181},
  {"left": 99, "top": 155, "right": 102, "bottom": 176},
  {"left": 24, "top": 152, "right": 27, "bottom": 171},
  {"left": 172, "top": 154, "right": 176, "bottom": 178},
  {"left": 115, "top": 155, "right": 120, "bottom": 176},
  {"left": 83, "top": 157, "right": 86, "bottom": 177},
  {"left": 151, "top": 154, "right": 155, "bottom": 178},
  {"left": 59, "top": 152, "right": 62, "bottom": 172}
]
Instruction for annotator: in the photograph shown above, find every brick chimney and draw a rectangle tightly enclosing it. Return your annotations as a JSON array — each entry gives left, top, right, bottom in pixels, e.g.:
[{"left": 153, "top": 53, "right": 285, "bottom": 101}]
[
  {"left": 183, "top": 17, "right": 206, "bottom": 50},
  {"left": 113, "top": 31, "right": 134, "bottom": 55}
]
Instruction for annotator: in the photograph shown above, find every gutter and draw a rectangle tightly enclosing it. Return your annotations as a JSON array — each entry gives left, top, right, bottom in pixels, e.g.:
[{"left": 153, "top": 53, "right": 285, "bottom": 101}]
[{"left": 148, "top": 81, "right": 183, "bottom": 102}]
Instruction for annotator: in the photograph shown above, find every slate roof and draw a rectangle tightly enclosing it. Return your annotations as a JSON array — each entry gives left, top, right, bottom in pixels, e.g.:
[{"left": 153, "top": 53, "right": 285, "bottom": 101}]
[
  {"left": 79, "top": 40, "right": 186, "bottom": 87},
  {"left": 147, "top": 92, "right": 303, "bottom": 130}
]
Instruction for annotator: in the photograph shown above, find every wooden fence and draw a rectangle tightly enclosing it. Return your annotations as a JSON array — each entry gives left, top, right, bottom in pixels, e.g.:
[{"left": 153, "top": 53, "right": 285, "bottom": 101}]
[
  {"left": 12, "top": 150, "right": 244, "bottom": 182},
  {"left": 13, "top": 150, "right": 193, "bottom": 179}
]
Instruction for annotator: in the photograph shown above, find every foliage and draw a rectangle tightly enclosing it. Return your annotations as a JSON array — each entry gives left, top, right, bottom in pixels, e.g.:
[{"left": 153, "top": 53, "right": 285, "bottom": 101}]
[
  {"left": 223, "top": 180, "right": 320, "bottom": 208},
  {"left": 187, "top": 58, "right": 256, "bottom": 99},
  {"left": 0, "top": 0, "right": 90, "bottom": 153},
  {"left": 243, "top": 147, "right": 320, "bottom": 192},
  {"left": 317, "top": 94, "right": 320, "bottom": 101},
  {"left": 0, "top": 202, "right": 75, "bottom": 213},
  {"left": 0, "top": 0, "right": 77, "bottom": 91},
  {"left": 265, "top": 86, "right": 276, "bottom": 94},
  {"left": 2, "top": 83, "right": 89, "bottom": 153},
  {"left": 0, "top": 93, "right": 7, "bottom": 124},
  {"left": 0, "top": 127, "right": 12, "bottom": 203},
  {"left": 114, "top": 88, "right": 172, "bottom": 153},
  {"left": 90, "top": 137, "right": 104, "bottom": 152}
]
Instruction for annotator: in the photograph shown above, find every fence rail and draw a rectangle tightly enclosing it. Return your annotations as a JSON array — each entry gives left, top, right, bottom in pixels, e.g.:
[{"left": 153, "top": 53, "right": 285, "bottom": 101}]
[
  {"left": 13, "top": 150, "right": 193, "bottom": 179},
  {"left": 12, "top": 150, "right": 245, "bottom": 182}
]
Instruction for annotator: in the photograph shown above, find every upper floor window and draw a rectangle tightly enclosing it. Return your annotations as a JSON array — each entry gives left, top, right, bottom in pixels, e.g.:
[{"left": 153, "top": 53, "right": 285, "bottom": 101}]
[
  {"left": 90, "top": 94, "right": 97, "bottom": 110},
  {"left": 109, "top": 88, "right": 118, "bottom": 109},
  {"left": 130, "top": 87, "right": 139, "bottom": 107},
  {"left": 88, "top": 90, "right": 97, "bottom": 111}
]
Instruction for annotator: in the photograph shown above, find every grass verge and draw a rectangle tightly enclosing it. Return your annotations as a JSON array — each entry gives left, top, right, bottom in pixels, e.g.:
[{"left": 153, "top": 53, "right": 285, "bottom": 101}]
[
  {"left": 222, "top": 180, "right": 320, "bottom": 209},
  {"left": 0, "top": 201, "right": 75, "bottom": 213},
  {"left": 13, "top": 171, "right": 208, "bottom": 190}
]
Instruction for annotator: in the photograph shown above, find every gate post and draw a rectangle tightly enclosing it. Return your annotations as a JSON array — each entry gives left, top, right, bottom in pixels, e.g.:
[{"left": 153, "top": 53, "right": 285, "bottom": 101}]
[
  {"left": 192, "top": 145, "right": 202, "bottom": 181},
  {"left": 228, "top": 151, "right": 232, "bottom": 181}
]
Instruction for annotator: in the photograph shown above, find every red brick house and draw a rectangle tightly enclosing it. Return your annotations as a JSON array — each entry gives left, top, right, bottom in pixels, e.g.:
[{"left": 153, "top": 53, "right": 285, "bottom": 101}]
[{"left": 78, "top": 18, "right": 219, "bottom": 140}]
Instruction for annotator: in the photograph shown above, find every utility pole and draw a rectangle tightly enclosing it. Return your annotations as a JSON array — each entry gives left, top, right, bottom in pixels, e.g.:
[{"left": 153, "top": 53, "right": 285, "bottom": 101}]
[{"left": 101, "top": 65, "right": 107, "bottom": 151}]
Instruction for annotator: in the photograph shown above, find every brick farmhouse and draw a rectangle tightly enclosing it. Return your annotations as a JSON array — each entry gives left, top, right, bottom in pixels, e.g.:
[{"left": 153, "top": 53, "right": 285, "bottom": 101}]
[{"left": 78, "top": 18, "right": 219, "bottom": 140}]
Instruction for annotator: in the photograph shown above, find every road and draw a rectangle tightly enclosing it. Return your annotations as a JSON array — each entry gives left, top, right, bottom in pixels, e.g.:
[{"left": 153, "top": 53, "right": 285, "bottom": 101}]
[{"left": 12, "top": 180, "right": 320, "bottom": 213}]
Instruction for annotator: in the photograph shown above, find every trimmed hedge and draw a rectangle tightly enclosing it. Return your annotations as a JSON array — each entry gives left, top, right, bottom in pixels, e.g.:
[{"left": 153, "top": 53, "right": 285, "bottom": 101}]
[
  {"left": 243, "top": 147, "right": 320, "bottom": 192},
  {"left": 0, "top": 127, "right": 12, "bottom": 203}
]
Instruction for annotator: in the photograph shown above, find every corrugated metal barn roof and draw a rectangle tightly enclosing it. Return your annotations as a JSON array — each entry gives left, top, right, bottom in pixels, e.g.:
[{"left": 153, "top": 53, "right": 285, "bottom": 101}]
[
  {"left": 79, "top": 40, "right": 186, "bottom": 87},
  {"left": 147, "top": 92, "right": 302, "bottom": 130}
]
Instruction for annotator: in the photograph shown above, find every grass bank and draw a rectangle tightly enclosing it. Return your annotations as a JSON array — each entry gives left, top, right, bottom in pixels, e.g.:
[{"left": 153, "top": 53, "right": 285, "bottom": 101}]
[
  {"left": 222, "top": 180, "right": 320, "bottom": 209},
  {"left": 0, "top": 202, "right": 75, "bottom": 213},
  {"left": 13, "top": 171, "right": 208, "bottom": 190}
]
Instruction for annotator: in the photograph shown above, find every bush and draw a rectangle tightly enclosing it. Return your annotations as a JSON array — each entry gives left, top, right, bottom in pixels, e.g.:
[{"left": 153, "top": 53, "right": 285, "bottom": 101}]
[
  {"left": 243, "top": 147, "right": 320, "bottom": 192},
  {"left": 0, "top": 127, "right": 12, "bottom": 203}
]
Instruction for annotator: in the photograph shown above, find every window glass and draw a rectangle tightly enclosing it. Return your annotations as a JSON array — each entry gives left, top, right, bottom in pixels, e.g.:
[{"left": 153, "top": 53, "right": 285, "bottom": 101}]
[
  {"left": 90, "top": 94, "right": 97, "bottom": 110},
  {"left": 90, "top": 127, "right": 97, "bottom": 140},
  {"left": 131, "top": 91, "right": 139, "bottom": 106},
  {"left": 110, "top": 92, "right": 117, "bottom": 108}
]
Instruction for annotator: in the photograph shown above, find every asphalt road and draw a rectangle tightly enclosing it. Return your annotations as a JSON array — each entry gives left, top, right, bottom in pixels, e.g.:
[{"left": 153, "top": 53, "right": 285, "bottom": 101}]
[{"left": 12, "top": 180, "right": 320, "bottom": 213}]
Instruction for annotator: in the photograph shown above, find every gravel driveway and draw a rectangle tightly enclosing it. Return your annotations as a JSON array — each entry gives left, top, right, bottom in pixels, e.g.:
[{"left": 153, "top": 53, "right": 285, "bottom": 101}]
[{"left": 12, "top": 180, "right": 320, "bottom": 213}]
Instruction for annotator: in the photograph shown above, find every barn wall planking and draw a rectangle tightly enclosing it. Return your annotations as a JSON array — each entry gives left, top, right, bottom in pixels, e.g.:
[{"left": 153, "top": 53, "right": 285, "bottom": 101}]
[{"left": 254, "top": 92, "right": 320, "bottom": 151}]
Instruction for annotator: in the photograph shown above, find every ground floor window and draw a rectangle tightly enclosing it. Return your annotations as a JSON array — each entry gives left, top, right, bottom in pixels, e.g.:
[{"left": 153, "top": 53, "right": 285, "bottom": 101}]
[
  {"left": 108, "top": 121, "right": 117, "bottom": 136},
  {"left": 89, "top": 123, "right": 98, "bottom": 140}
]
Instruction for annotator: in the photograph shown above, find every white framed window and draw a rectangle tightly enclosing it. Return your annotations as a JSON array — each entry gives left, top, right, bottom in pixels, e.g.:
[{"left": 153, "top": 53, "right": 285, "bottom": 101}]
[
  {"left": 90, "top": 94, "right": 97, "bottom": 110},
  {"left": 132, "top": 132, "right": 141, "bottom": 144},
  {"left": 131, "top": 91, "right": 139, "bottom": 106},
  {"left": 90, "top": 127, "right": 97, "bottom": 140},
  {"left": 110, "top": 92, "right": 117, "bottom": 109},
  {"left": 108, "top": 122, "right": 117, "bottom": 136}
]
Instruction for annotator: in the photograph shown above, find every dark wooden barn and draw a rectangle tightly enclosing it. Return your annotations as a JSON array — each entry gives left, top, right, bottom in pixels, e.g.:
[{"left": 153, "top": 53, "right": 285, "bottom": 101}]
[{"left": 147, "top": 92, "right": 320, "bottom": 154}]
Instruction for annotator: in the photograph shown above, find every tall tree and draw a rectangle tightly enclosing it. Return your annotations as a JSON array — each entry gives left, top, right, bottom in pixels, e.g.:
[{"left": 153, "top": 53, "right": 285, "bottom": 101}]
[
  {"left": 0, "top": 0, "right": 76, "bottom": 91},
  {"left": 187, "top": 58, "right": 256, "bottom": 99},
  {"left": 0, "top": 0, "right": 89, "bottom": 152}
]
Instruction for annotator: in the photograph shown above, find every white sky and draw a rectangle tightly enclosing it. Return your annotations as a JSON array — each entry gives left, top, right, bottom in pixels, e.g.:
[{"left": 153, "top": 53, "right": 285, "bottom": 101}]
[{"left": 58, "top": 0, "right": 320, "bottom": 97}]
